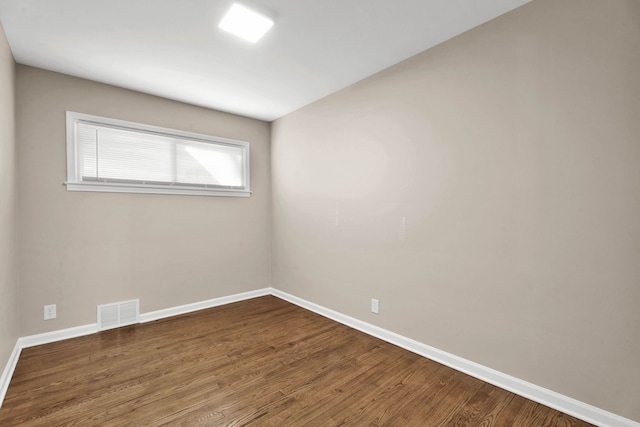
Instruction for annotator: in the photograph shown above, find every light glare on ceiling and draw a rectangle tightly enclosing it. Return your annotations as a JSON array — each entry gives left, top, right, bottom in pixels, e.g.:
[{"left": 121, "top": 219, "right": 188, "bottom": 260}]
[{"left": 218, "top": 3, "right": 274, "bottom": 43}]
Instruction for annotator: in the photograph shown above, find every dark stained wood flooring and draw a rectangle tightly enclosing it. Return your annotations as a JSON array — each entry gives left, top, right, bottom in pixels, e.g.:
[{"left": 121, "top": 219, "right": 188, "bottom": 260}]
[{"left": 0, "top": 296, "right": 593, "bottom": 426}]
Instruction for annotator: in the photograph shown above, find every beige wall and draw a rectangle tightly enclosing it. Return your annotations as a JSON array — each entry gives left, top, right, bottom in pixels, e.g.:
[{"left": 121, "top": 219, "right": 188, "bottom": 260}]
[
  {"left": 16, "top": 66, "right": 271, "bottom": 336},
  {"left": 0, "top": 21, "right": 18, "bottom": 374},
  {"left": 272, "top": 0, "right": 640, "bottom": 421}
]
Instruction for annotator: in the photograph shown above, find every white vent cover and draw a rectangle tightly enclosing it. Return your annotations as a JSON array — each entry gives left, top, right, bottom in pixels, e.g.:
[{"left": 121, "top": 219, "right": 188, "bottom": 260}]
[{"left": 97, "top": 299, "right": 139, "bottom": 331}]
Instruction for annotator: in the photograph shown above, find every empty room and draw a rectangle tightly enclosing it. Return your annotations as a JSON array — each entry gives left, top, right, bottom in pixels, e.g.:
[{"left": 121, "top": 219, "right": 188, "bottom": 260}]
[{"left": 0, "top": 0, "right": 638, "bottom": 425}]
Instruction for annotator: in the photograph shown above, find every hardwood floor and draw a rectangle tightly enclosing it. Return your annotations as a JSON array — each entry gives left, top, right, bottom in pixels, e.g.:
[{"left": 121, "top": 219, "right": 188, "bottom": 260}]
[{"left": 0, "top": 296, "right": 593, "bottom": 426}]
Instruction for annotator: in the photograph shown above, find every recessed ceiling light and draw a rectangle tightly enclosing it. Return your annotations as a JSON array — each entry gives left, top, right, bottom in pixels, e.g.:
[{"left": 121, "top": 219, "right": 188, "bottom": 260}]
[{"left": 218, "top": 3, "right": 274, "bottom": 43}]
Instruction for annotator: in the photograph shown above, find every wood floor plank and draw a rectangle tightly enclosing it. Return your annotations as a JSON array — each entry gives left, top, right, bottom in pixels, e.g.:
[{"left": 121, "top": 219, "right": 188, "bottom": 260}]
[{"left": 0, "top": 296, "right": 594, "bottom": 426}]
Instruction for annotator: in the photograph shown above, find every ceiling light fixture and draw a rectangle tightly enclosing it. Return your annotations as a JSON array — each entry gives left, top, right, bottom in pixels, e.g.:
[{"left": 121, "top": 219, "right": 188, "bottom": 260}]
[{"left": 218, "top": 3, "right": 274, "bottom": 43}]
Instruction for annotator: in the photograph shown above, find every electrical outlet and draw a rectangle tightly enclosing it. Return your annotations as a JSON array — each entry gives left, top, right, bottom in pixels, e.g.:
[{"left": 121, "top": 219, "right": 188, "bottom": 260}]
[
  {"left": 44, "top": 304, "right": 56, "bottom": 320},
  {"left": 371, "top": 298, "right": 379, "bottom": 314}
]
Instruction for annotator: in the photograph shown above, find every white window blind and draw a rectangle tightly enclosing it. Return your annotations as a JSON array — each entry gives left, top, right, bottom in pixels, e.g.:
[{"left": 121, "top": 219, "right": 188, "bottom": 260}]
[{"left": 65, "top": 112, "right": 250, "bottom": 197}]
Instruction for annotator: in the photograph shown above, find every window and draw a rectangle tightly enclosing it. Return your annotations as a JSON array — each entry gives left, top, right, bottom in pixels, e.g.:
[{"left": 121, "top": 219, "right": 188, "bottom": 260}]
[{"left": 65, "top": 112, "right": 250, "bottom": 197}]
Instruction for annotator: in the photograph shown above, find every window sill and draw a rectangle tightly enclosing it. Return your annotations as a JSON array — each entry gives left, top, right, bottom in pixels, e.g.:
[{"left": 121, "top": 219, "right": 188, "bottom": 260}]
[{"left": 64, "top": 182, "right": 251, "bottom": 197}]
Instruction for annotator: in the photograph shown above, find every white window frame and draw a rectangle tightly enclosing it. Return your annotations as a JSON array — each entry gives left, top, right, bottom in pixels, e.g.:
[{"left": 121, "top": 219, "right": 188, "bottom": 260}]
[{"left": 65, "top": 111, "right": 251, "bottom": 197}]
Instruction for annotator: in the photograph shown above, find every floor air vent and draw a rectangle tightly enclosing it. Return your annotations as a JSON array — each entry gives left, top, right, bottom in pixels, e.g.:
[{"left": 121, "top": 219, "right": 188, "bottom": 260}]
[{"left": 97, "top": 299, "right": 140, "bottom": 331}]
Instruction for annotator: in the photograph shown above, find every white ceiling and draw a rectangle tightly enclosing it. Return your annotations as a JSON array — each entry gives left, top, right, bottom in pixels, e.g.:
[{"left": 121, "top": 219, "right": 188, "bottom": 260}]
[{"left": 0, "top": 0, "right": 531, "bottom": 122}]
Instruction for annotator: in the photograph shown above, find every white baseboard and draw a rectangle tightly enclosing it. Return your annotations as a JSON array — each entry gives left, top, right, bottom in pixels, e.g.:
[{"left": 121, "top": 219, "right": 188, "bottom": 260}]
[
  {"left": 2, "top": 287, "right": 638, "bottom": 426},
  {"left": 138, "top": 288, "right": 271, "bottom": 323},
  {"left": 271, "top": 288, "right": 640, "bottom": 427},
  {"left": 0, "top": 341, "right": 21, "bottom": 409},
  {"left": 19, "top": 323, "right": 99, "bottom": 349}
]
